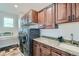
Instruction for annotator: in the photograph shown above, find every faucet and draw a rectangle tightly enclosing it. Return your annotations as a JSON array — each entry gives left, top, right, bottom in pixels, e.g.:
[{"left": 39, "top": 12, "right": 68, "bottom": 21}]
[
  {"left": 70, "top": 33, "right": 79, "bottom": 47},
  {"left": 57, "top": 36, "right": 64, "bottom": 42},
  {"left": 70, "top": 33, "right": 74, "bottom": 44}
]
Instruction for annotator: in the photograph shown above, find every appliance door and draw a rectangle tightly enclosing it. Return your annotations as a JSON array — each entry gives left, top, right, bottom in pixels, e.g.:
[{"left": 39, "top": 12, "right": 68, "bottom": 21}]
[
  {"left": 18, "top": 32, "right": 24, "bottom": 53},
  {"left": 19, "top": 31, "right": 30, "bottom": 56},
  {"left": 29, "top": 29, "right": 40, "bottom": 55},
  {"left": 19, "top": 35, "right": 24, "bottom": 53},
  {"left": 29, "top": 29, "right": 40, "bottom": 39},
  {"left": 22, "top": 34, "right": 29, "bottom": 56}
]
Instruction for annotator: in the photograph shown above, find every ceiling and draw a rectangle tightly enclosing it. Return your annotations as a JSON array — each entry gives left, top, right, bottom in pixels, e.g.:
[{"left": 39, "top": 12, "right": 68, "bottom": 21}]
[{"left": 0, "top": 3, "right": 51, "bottom": 16}]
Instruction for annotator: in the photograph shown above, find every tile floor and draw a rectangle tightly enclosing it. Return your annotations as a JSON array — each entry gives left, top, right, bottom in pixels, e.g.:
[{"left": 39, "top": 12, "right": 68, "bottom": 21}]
[{"left": 0, "top": 47, "right": 23, "bottom": 56}]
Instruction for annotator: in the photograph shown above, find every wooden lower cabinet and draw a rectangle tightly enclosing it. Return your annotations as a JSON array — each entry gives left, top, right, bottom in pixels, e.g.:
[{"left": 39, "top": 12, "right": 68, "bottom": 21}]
[
  {"left": 51, "top": 51, "right": 60, "bottom": 56},
  {"left": 51, "top": 47, "right": 61, "bottom": 56},
  {"left": 32, "top": 41, "right": 40, "bottom": 56},
  {"left": 40, "top": 43, "right": 51, "bottom": 56},
  {"left": 51, "top": 47, "right": 72, "bottom": 56},
  {"left": 32, "top": 40, "right": 74, "bottom": 56}
]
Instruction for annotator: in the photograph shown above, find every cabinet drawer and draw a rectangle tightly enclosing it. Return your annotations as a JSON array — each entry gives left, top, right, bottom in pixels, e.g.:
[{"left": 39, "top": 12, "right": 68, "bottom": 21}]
[
  {"left": 51, "top": 51, "right": 60, "bottom": 56},
  {"left": 33, "top": 40, "right": 40, "bottom": 45},
  {"left": 61, "top": 51, "right": 71, "bottom": 56},
  {"left": 51, "top": 47, "right": 72, "bottom": 56},
  {"left": 32, "top": 40, "right": 40, "bottom": 56},
  {"left": 51, "top": 47, "right": 62, "bottom": 55}
]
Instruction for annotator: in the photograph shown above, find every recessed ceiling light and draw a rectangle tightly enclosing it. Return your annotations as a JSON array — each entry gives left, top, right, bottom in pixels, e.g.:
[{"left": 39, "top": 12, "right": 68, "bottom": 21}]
[{"left": 14, "top": 4, "right": 18, "bottom": 8}]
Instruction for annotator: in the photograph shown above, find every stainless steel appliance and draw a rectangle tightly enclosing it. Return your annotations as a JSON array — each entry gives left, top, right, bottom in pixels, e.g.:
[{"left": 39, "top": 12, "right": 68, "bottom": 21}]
[{"left": 18, "top": 28, "right": 40, "bottom": 56}]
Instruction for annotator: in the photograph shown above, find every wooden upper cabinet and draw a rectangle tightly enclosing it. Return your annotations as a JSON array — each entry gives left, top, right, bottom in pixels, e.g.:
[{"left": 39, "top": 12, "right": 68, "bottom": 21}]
[
  {"left": 66, "top": 3, "right": 72, "bottom": 22},
  {"left": 38, "top": 10, "right": 45, "bottom": 28},
  {"left": 76, "top": 3, "right": 79, "bottom": 21},
  {"left": 45, "top": 4, "right": 56, "bottom": 29},
  {"left": 27, "top": 10, "right": 38, "bottom": 23},
  {"left": 67, "top": 3, "right": 79, "bottom": 22},
  {"left": 67, "top": 3, "right": 77, "bottom": 22},
  {"left": 38, "top": 4, "right": 56, "bottom": 29},
  {"left": 32, "top": 10, "right": 38, "bottom": 23},
  {"left": 56, "top": 3, "right": 68, "bottom": 24},
  {"left": 52, "top": 4, "right": 56, "bottom": 28},
  {"left": 72, "top": 4, "right": 76, "bottom": 16},
  {"left": 68, "top": 3, "right": 79, "bottom": 22},
  {"left": 71, "top": 3, "right": 76, "bottom": 21},
  {"left": 46, "top": 7, "right": 52, "bottom": 28},
  {"left": 56, "top": 3, "right": 79, "bottom": 24},
  {"left": 45, "top": 5, "right": 56, "bottom": 29}
]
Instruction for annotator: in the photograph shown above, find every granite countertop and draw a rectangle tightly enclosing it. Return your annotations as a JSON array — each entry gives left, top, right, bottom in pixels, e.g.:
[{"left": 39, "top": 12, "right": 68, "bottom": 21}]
[{"left": 33, "top": 37, "right": 79, "bottom": 56}]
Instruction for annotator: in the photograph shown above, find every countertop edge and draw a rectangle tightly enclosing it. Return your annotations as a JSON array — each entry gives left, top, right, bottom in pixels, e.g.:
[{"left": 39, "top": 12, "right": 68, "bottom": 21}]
[{"left": 33, "top": 37, "right": 79, "bottom": 56}]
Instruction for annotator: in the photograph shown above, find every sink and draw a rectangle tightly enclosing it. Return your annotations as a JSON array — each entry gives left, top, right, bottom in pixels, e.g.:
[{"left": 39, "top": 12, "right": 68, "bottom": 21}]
[{"left": 59, "top": 43, "right": 79, "bottom": 53}]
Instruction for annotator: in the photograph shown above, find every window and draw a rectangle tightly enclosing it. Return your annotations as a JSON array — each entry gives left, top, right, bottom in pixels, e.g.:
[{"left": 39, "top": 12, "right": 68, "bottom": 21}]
[{"left": 4, "top": 17, "right": 14, "bottom": 27}]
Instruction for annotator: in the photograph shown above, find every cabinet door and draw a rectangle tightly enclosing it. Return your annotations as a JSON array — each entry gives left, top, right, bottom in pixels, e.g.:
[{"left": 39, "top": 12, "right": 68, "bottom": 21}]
[
  {"left": 61, "top": 51, "right": 72, "bottom": 56},
  {"left": 32, "top": 10, "right": 38, "bottom": 23},
  {"left": 45, "top": 7, "right": 53, "bottom": 28},
  {"left": 56, "top": 3, "right": 67, "bottom": 24},
  {"left": 71, "top": 3, "right": 76, "bottom": 21},
  {"left": 76, "top": 3, "right": 79, "bottom": 21},
  {"left": 51, "top": 51, "right": 60, "bottom": 56},
  {"left": 32, "top": 41, "right": 40, "bottom": 56},
  {"left": 40, "top": 44, "right": 51, "bottom": 56},
  {"left": 51, "top": 47, "right": 60, "bottom": 56},
  {"left": 52, "top": 4, "right": 56, "bottom": 28},
  {"left": 51, "top": 47, "right": 72, "bottom": 56},
  {"left": 38, "top": 10, "right": 45, "bottom": 28},
  {"left": 67, "top": 3, "right": 72, "bottom": 22}
]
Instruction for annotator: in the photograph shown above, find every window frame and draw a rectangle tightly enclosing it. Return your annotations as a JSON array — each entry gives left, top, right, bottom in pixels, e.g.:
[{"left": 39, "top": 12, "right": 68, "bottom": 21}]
[{"left": 3, "top": 17, "right": 14, "bottom": 28}]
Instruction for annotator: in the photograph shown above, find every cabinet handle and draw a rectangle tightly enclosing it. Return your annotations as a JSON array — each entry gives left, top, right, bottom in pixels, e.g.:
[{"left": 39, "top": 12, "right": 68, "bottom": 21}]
[
  {"left": 42, "top": 45, "right": 49, "bottom": 49},
  {"left": 72, "top": 15, "right": 74, "bottom": 21},
  {"left": 34, "top": 44, "right": 37, "bottom": 47},
  {"left": 68, "top": 16, "right": 72, "bottom": 22},
  {"left": 72, "top": 15, "right": 76, "bottom": 21}
]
